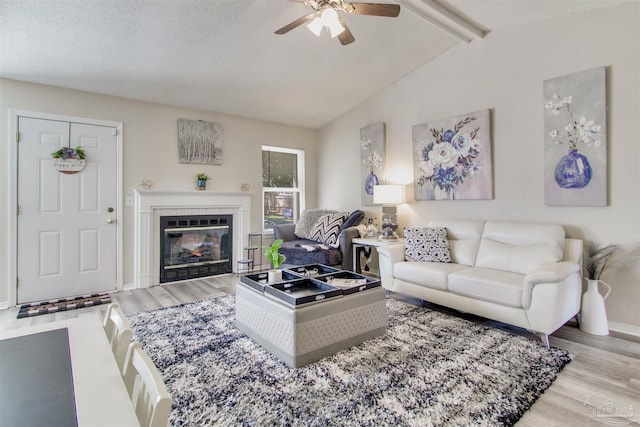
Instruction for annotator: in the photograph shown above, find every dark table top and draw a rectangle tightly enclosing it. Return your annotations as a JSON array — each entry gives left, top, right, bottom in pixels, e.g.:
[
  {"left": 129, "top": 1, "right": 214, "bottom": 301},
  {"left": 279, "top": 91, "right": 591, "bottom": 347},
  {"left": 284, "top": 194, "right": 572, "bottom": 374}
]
[{"left": 0, "top": 327, "right": 78, "bottom": 427}]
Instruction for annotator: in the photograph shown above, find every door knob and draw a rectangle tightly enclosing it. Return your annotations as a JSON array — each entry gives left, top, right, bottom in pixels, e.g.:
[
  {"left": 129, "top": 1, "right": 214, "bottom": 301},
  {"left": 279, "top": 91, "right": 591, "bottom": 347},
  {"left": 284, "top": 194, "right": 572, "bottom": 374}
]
[{"left": 107, "top": 218, "right": 116, "bottom": 224}]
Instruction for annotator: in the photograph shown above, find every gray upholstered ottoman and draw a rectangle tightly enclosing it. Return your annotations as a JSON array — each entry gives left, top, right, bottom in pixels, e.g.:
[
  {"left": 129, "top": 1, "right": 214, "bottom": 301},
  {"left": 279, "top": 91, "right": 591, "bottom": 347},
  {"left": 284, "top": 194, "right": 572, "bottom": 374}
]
[{"left": 235, "top": 282, "right": 387, "bottom": 368}]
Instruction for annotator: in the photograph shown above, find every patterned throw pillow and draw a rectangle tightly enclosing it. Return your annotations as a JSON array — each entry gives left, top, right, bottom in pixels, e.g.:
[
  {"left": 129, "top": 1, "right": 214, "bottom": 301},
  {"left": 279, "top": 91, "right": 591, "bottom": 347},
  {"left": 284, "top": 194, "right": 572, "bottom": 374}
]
[
  {"left": 309, "top": 212, "right": 349, "bottom": 247},
  {"left": 295, "top": 209, "right": 338, "bottom": 239},
  {"left": 404, "top": 227, "right": 451, "bottom": 262}
]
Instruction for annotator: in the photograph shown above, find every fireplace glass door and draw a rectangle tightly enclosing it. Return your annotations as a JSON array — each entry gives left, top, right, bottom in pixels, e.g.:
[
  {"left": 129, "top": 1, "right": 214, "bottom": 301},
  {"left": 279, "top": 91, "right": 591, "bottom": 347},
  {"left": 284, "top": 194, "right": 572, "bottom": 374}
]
[{"left": 160, "top": 215, "right": 232, "bottom": 283}]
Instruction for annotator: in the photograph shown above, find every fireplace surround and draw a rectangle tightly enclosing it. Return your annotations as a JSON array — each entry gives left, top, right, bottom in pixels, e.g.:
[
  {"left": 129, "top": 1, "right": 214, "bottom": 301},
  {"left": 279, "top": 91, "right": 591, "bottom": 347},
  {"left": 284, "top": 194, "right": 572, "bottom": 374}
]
[{"left": 133, "top": 190, "right": 251, "bottom": 288}]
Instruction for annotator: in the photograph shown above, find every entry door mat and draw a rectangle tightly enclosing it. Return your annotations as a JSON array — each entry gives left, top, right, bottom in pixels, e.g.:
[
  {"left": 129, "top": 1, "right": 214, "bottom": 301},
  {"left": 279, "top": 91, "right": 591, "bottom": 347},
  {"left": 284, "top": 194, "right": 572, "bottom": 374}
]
[
  {"left": 17, "top": 293, "right": 112, "bottom": 318},
  {"left": 128, "top": 296, "right": 572, "bottom": 427}
]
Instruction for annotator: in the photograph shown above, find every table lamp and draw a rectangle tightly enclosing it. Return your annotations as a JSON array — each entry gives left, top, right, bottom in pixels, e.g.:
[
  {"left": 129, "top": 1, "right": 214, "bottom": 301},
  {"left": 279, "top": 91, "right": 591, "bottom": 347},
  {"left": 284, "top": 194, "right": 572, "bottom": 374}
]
[{"left": 373, "top": 184, "right": 405, "bottom": 239}]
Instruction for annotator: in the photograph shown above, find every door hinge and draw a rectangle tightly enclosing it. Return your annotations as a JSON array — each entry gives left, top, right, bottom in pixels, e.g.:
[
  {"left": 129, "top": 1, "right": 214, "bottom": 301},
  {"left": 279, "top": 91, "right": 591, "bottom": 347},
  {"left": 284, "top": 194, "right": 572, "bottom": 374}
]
[
  {"left": 16, "top": 131, "right": 20, "bottom": 142},
  {"left": 112, "top": 128, "right": 118, "bottom": 136},
  {"left": 16, "top": 205, "right": 19, "bottom": 215},
  {"left": 16, "top": 277, "right": 19, "bottom": 288}
]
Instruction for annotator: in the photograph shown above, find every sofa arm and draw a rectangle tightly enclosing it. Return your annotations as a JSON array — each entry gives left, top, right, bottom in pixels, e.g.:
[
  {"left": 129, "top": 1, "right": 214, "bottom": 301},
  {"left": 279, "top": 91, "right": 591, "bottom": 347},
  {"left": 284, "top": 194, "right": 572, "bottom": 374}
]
[
  {"left": 522, "top": 261, "right": 581, "bottom": 334},
  {"left": 376, "top": 244, "right": 405, "bottom": 290},
  {"left": 272, "top": 223, "right": 296, "bottom": 242},
  {"left": 337, "top": 227, "right": 361, "bottom": 271}
]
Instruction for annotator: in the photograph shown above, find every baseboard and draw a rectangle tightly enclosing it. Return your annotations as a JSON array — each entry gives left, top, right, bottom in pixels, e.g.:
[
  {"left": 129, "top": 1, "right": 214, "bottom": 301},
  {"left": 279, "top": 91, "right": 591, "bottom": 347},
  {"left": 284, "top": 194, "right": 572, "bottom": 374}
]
[
  {"left": 121, "top": 282, "right": 136, "bottom": 291},
  {"left": 609, "top": 321, "right": 640, "bottom": 339},
  {"left": 0, "top": 301, "right": 9, "bottom": 310}
]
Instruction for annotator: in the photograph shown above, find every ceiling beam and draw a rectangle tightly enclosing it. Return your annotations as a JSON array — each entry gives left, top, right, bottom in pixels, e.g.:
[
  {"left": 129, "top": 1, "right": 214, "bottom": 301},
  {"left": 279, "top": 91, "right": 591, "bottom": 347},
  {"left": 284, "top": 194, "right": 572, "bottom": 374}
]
[{"left": 395, "top": 0, "right": 486, "bottom": 43}]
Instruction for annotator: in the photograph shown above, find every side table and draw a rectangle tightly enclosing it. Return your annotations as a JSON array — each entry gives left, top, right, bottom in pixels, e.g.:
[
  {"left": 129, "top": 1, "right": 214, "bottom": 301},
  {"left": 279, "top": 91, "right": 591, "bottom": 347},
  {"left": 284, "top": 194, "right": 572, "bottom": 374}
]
[{"left": 352, "top": 237, "right": 405, "bottom": 277}]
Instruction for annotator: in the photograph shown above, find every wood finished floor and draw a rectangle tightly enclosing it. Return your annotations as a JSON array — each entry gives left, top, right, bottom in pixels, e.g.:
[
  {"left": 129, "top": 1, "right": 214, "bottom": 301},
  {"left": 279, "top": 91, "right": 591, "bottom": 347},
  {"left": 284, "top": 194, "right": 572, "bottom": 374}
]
[{"left": 1, "top": 274, "right": 638, "bottom": 426}]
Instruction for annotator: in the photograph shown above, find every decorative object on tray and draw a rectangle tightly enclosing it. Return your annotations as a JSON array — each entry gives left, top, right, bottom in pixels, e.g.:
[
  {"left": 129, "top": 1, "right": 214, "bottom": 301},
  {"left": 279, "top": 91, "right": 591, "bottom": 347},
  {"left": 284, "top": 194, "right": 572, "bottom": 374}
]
[
  {"left": 51, "top": 146, "right": 86, "bottom": 174},
  {"left": 580, "top": 242, "right": 616, "bottom": 335},
  {"left": 412, "top": 109, "right": 493, "bottom": 200},
  {"left": 544, "top": 66, "right": 606, "bottom": 206},
  {"left": 360, "top": 123, "right": 385, "bottom": 205},
  {"left": 263, "top": 239, "right": 287, "bottom": 282},
  {"left": 177, "top": 118, "right": 223, "bottom": 165},
  {"left": 128, "top": 296, "right": 571, "bottom": 426},
  {"left": 196, "top": 173, "right": 209, "bottom": 191}
]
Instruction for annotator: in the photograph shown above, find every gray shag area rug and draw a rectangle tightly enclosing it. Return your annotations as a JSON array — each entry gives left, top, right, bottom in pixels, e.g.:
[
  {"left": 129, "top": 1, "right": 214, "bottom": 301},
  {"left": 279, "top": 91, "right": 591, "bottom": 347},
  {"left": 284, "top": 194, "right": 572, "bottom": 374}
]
[{"left": 127, "top": 296, "right": 571, "bottom": 427}]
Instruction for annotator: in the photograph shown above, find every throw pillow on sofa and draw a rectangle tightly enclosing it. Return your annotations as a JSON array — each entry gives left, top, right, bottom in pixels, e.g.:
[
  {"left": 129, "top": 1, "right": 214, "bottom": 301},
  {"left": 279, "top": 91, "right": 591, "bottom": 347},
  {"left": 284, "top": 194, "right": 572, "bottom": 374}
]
[
  {"left": 404, "top": 227, "right": 452, "bottom": 263},
  {"left": 309, "top": 212, "right": 349, "bottom": 246},
  {"left": 294, "top": 209, "right": 338, "bottom": 239}
]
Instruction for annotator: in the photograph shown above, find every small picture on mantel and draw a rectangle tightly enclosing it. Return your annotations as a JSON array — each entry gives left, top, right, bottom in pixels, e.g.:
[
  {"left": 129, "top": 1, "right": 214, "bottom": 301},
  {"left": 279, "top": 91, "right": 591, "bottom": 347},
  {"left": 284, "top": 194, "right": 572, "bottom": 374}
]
[{"left": 178, "top": 119, "right": 223, "bottom": 165}]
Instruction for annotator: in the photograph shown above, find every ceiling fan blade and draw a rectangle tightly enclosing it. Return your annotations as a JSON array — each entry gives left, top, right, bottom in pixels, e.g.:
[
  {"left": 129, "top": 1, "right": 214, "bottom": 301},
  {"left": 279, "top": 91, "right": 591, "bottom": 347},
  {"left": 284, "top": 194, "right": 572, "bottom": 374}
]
[
  {"left": 348, "top": 3, "right": 400, "bottom": 17},
  {"left": 337, "top": 16, "right": 355, "bottom": 45},
  {"left": 275, "top": 13, "right": 317, "bottom": 35}
]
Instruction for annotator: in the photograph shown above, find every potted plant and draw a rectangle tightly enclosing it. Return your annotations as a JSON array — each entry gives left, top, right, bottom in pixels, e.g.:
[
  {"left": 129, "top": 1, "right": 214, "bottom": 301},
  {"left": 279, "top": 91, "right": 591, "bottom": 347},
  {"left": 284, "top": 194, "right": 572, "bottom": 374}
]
[
  {"left": 197, "top": 173, "right": 209, "bottom": 190},
  {"left": 581, "top": 242, "right": 616, "bottom": 335},
  {"left": 264, "top": 239, "right": 287, "bottom": 282}
]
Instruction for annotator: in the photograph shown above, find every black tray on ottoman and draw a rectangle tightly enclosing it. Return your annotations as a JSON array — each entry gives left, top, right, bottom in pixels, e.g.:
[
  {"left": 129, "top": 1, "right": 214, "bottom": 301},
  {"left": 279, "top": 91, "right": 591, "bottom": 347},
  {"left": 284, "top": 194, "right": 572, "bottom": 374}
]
[
  {"left": 284, "top": 264, "right": 341, "bottom": 278},
  {"left": 313, "top": 271, "right": 381, "bottom": 295},
  {"left": 240, "top": 271, "right": 303, "bottom": 292},
  {"left": 265, "top": 278, "right": 342, "bottom": 306}
]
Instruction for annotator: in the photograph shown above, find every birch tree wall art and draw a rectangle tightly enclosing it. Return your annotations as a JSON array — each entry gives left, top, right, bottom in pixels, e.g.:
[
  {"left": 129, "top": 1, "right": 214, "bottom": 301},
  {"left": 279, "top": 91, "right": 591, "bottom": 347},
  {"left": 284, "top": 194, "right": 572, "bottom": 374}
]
[{"left": 178, "top": 119, "right": 223, "bottom": 165}]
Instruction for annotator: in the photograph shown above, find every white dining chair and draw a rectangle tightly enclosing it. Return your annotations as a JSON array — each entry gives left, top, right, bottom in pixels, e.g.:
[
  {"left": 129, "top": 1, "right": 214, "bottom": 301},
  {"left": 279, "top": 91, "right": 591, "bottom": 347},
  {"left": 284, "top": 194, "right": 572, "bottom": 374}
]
[
  {"left": 123, "top": 342, "right": 172, "bottom": 427},
  {"left": 103, "top": 303, "right": 133, "bottom": 374}
]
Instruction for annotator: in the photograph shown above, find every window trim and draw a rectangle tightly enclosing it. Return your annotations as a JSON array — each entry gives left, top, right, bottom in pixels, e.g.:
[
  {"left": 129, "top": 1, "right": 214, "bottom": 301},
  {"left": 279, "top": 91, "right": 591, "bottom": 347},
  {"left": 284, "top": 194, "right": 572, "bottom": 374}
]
[{"left": 262, "top": 145, "right": 305, "bottom": 233}]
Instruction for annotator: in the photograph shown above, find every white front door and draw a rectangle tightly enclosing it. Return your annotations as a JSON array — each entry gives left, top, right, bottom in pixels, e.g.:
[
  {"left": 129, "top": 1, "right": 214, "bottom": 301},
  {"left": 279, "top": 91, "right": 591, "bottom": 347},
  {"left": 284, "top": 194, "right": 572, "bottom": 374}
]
[{"left": 17, "top": 117, "right": 119, "bottom": 303}]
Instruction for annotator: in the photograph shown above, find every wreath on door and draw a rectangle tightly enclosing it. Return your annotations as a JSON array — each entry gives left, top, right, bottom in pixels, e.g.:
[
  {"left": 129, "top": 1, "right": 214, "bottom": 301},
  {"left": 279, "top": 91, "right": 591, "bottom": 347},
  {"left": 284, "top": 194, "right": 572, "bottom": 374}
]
[{"left": 51, "top": 146, "right": 86, "bottom": 174}]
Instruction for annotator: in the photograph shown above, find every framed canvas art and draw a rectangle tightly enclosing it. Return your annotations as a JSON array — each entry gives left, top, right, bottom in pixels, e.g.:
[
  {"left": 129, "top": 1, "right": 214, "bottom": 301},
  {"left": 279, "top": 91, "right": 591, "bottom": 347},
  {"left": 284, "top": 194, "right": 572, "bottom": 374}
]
[
  {"left": 412, "top": 109, "right": 493, "bottom": 201},
  {"left": 360, "top": 123, "right": 386, "bottom": 205},
  {"left": 544, "top": 67, "right": 606, "bottom": 206},
  {"left": 178, "top": 119, "right": 223, "bottom": 165}
]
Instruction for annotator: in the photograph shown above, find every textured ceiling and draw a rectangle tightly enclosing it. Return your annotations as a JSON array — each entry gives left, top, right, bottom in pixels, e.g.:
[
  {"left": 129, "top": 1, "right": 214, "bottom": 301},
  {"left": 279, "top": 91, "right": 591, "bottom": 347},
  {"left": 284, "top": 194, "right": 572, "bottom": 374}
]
[{"left": 0, "top": 0, "right": 628, "bottom": 129}]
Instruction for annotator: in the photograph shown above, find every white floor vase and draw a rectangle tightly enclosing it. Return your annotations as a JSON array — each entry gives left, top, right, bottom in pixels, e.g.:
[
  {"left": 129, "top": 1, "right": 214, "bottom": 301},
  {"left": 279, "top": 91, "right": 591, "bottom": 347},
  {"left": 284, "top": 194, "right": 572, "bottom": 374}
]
[{"left": 580, "top": 279, "right": 611, "bottom": 335}]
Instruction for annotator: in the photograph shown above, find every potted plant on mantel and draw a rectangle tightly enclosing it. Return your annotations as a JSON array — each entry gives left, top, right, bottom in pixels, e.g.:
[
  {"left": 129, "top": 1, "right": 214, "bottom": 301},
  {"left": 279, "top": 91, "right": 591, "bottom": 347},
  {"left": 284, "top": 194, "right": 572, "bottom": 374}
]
[
  {"left": 197, "top": 173, "right": 209, "bottom": 190},
  {"left": 264, "top": 239, "right": 287, "bottom": 283}
]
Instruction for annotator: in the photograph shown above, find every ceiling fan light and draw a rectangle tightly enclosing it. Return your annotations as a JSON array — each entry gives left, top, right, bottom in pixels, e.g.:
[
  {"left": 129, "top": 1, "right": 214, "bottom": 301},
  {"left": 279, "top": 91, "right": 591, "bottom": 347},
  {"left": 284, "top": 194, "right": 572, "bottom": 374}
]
[
  {"left": 320, "top": 8, "right": 339, "bottom": 27},
  {"left": 328, "top": 21, "right": 345, "bottom": 38},
  {"left": 307, "top": 17, "right": 323, "bottom": 37}
]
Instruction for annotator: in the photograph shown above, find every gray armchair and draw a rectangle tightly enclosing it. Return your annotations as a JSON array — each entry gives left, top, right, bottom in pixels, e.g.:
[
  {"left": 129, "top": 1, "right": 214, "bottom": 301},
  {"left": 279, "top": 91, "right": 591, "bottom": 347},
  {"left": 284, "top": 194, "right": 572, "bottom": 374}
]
[{"left": 272, "top": 210, "right": 364, "bottom": 271}]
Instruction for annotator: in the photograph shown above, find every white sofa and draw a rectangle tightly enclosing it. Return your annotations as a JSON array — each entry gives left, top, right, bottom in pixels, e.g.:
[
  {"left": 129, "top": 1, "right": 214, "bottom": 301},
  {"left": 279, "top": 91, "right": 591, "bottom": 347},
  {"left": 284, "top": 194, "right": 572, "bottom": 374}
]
[{"left": 377, "top": 220, "right": 583, "bottom": 346}]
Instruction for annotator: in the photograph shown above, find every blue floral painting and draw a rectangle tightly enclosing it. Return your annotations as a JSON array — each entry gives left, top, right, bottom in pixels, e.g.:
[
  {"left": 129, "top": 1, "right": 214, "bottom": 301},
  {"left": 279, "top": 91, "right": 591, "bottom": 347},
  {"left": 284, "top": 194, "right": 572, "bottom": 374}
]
[
  {"left": 412, "top": 109, "right": 493, "bottom": 201},
  {"left": 544, "top": 67, "right": 606, "bottom": 206},
  {"left": 361, "top": 123, "right": 385, "bottom": 205}
]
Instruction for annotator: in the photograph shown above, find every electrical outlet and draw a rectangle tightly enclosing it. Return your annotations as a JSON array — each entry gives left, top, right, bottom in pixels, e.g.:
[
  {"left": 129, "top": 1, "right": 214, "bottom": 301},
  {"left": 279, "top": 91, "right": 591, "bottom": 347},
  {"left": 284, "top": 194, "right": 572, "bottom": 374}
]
[{"left": 125, "top": 196, "right": 134, "bottom": 207}]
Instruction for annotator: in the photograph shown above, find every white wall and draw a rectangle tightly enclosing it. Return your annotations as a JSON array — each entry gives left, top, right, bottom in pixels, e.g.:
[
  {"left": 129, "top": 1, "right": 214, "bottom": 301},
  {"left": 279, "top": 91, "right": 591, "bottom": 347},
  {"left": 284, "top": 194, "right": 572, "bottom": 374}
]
[
  {"left": 317, "top": 4, "right": 640, "bottom": 330},
  {"left": 0, "top": 79, "right": 317, "bottom": 304}
]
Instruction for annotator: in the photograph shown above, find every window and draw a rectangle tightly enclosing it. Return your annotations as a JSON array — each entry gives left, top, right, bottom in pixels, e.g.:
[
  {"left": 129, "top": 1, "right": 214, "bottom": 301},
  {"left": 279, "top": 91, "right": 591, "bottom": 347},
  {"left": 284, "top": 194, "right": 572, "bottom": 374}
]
[{"left": 262, "top": 146, "right": 305, "bottom": 231}]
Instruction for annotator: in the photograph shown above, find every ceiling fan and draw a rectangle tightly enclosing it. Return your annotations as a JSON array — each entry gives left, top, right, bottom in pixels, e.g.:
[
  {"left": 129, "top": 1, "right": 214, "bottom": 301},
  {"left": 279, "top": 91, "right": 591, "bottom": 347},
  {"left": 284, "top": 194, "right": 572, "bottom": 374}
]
[{"left": 275, "top": 0, "right": 400, "bottom": 46}]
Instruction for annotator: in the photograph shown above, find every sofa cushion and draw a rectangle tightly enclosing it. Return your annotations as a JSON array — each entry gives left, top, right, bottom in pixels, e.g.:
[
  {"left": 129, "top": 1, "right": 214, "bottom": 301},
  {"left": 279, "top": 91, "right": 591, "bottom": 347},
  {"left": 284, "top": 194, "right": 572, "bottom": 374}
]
[
  {"left": 278, "top": 240, "right": 342, "bottom": 266},
  {"left": 394, "top": 261, "right": 468, "bottom": 291},
  {"left": 294, "top": 209, "right": 338, "bottom": 239},
  {"left": 309, "top": 212, "right": 348, "bottom": 246},
  {"left": 341, "top": 210, "right": 365, "bottom": 231},
  {"left": 427, "top": 220, "right": 485, "bottom": 267},
  {"left": 475, "top": 222, "right": 565, "bottom": 275},
  {"left": 448, "top": 267, "right": 524, "bottom": 308},
  {"left": 404, "top": 227, "right": 451, "bottom": 262}
]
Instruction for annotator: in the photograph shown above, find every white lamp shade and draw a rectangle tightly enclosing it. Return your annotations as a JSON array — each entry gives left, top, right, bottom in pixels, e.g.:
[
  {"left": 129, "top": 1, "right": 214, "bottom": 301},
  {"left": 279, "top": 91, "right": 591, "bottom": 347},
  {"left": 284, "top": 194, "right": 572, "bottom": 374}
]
[
  {"left": 373, "top": 185, "right": 405, "bottom": 205},
  {"left": 307, "top": 17, "right": 323, "bottom": 37}
]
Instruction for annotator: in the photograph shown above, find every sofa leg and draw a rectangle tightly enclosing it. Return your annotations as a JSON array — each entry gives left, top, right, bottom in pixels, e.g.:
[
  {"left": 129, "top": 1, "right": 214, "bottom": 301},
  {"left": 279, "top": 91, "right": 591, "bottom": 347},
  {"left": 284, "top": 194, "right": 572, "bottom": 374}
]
[
  {"left": 574, "top": 312, "right": 582, "bottom": 328},
  {"left": 535, "top": 332, "right": 550, "bottom": 349}
]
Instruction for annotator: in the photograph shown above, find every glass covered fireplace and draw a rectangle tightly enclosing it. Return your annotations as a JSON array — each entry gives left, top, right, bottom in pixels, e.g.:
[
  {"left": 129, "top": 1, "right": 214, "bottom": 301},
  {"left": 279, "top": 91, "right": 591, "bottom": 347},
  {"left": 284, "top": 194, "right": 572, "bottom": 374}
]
[{"left": 160, "top": 214, "right": 233, "bottom": 283}]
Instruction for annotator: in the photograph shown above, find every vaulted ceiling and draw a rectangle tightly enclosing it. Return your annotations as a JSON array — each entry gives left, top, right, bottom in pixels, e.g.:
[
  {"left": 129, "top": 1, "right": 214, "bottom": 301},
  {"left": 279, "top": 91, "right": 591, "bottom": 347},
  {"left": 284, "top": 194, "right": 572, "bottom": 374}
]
[{"left": 0, "top": 0, "right": 627, "bottom": 129}]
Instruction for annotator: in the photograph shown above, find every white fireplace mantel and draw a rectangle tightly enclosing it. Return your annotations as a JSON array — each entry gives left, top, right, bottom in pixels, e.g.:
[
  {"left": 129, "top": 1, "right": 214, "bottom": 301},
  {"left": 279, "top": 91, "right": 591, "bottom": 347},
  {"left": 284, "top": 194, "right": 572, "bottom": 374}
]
[{"left": 133, "top": 190, "right": 251, "bottom": 288}]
